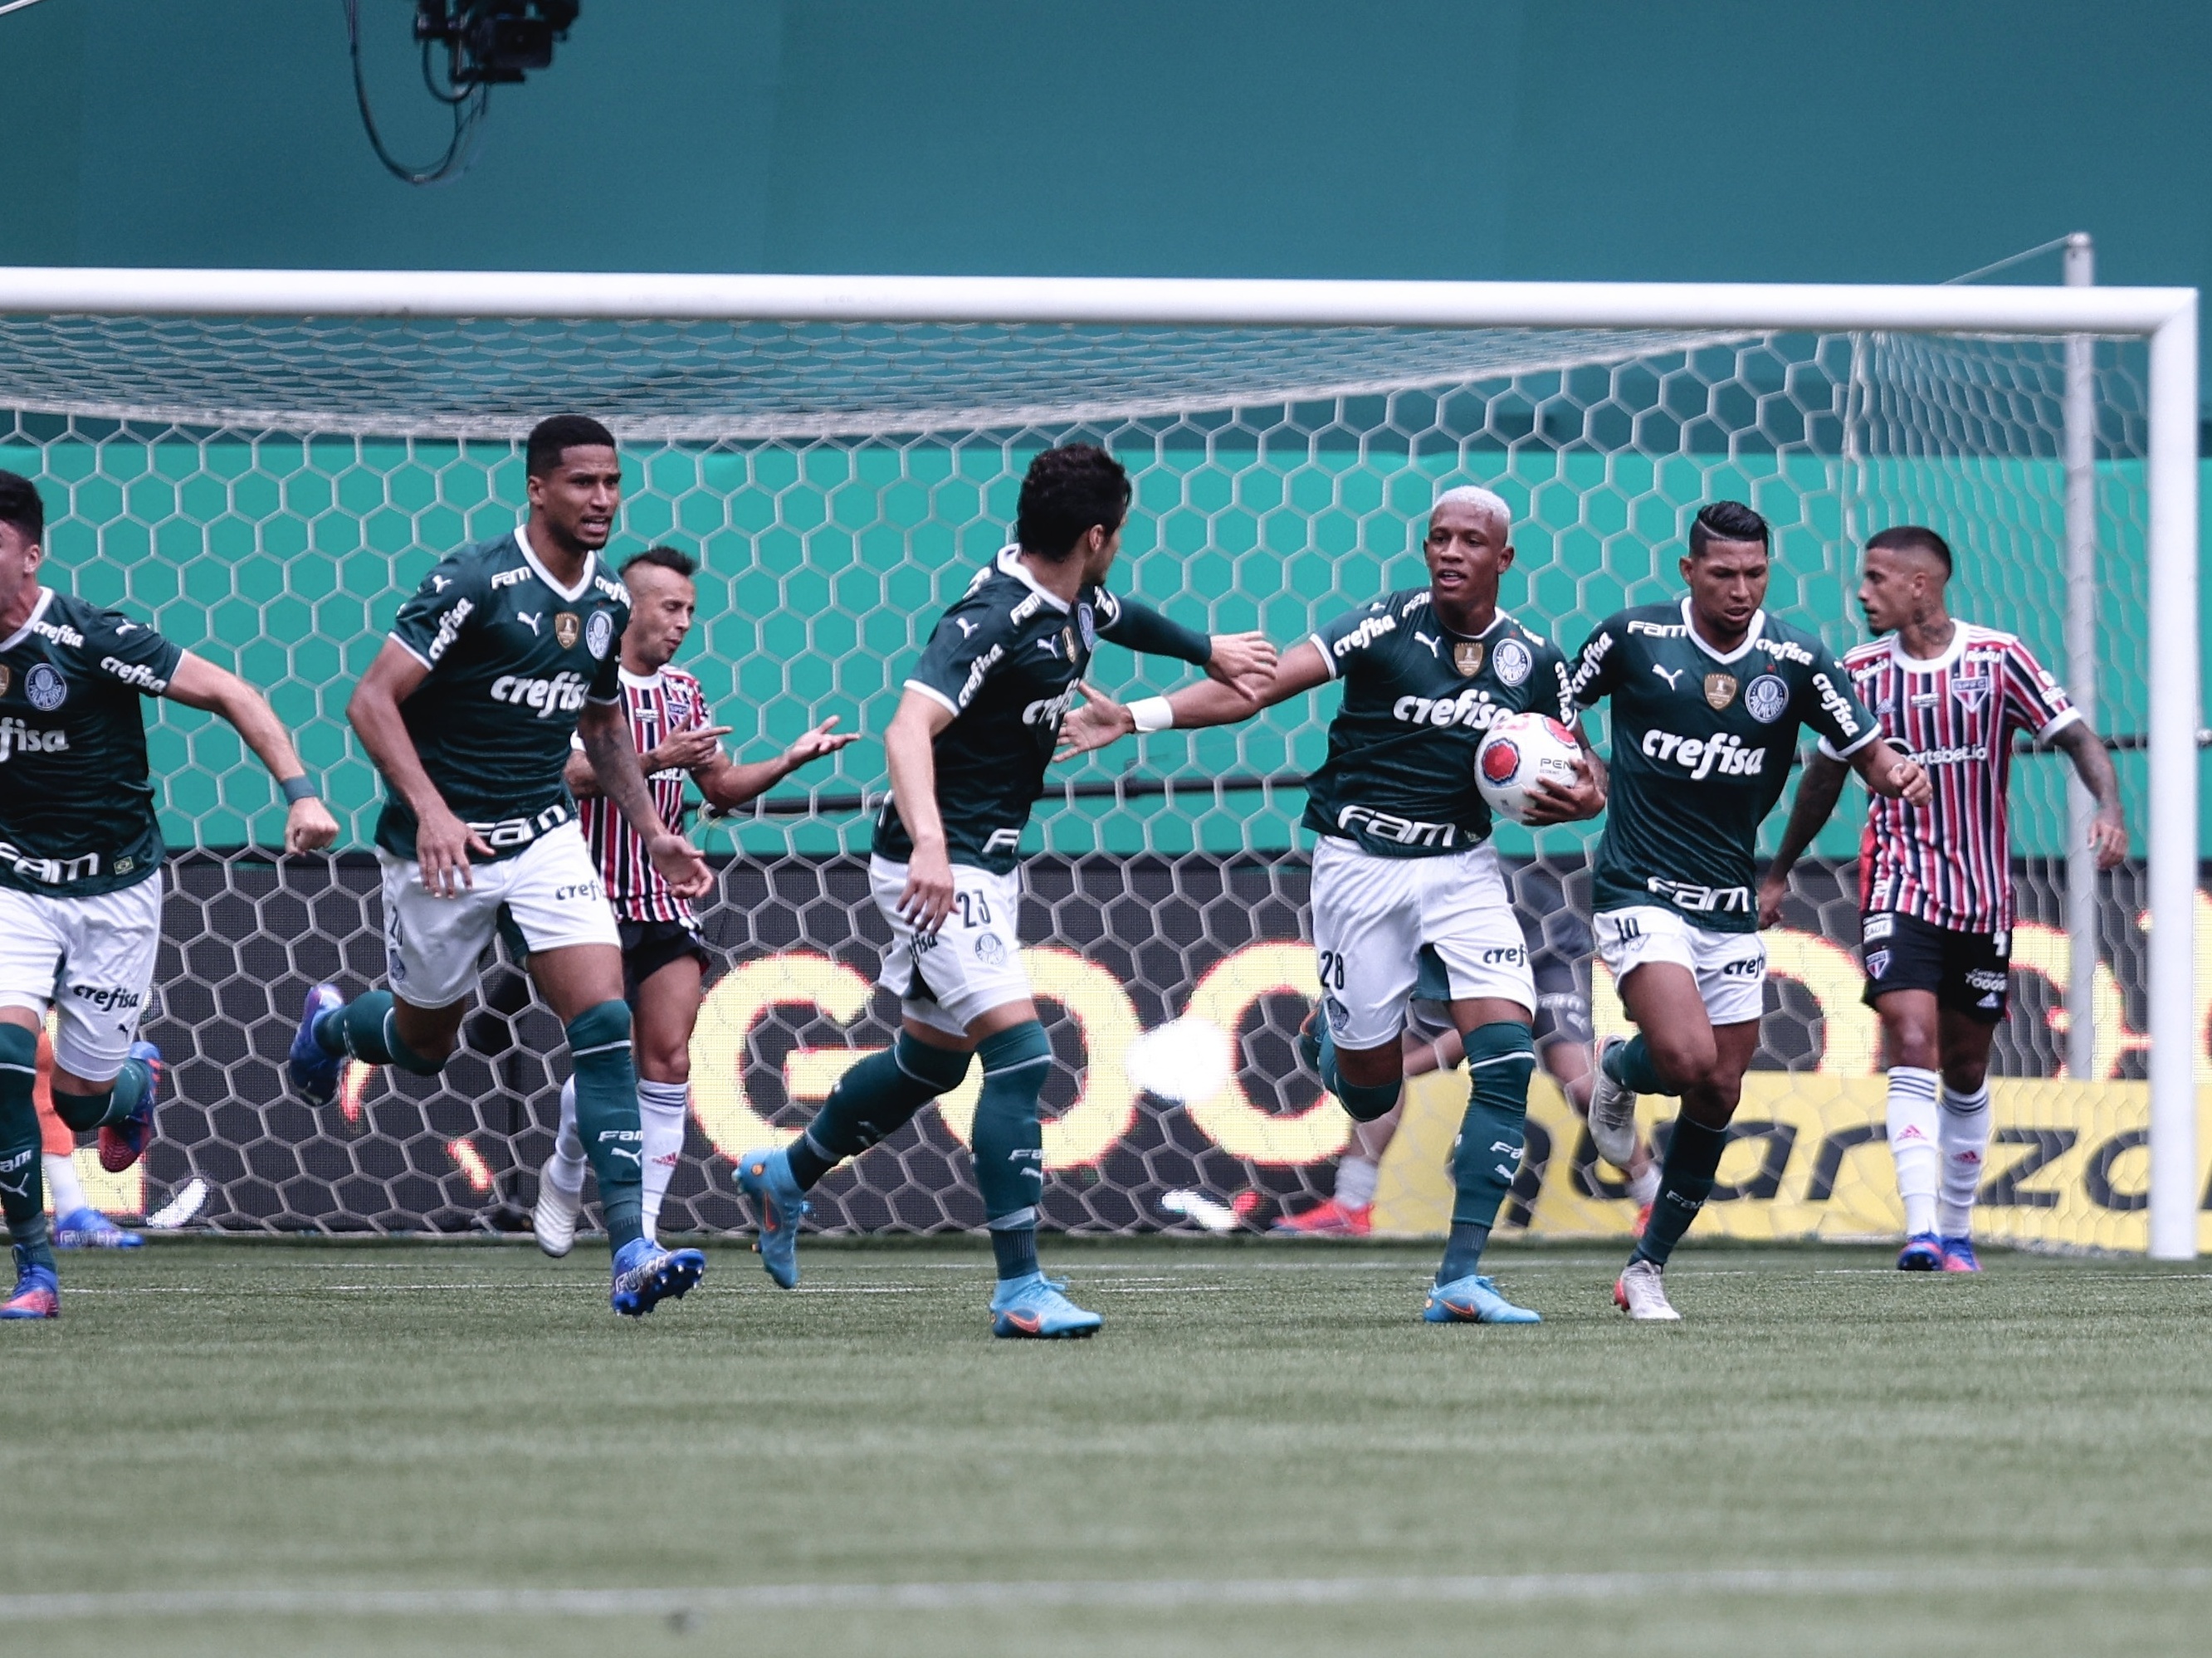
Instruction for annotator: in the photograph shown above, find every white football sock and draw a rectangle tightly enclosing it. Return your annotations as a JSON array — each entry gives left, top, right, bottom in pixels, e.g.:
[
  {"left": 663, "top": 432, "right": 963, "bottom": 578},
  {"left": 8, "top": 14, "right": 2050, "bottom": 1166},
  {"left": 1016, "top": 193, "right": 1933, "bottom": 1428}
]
[
  {"left": 1334, "top": 1153, "right": 1379, "bottom": 1210},
  {"left": 544, "top": 1077, "right": 588, "bottom": 1197},
  {"left": 1626, "top": 1162, "right": 1660, "bottom": 1207},
  {"left": 1938, "top": 1081, "right": 1993, "bottom": 1238},
  {"left": 1886, "top": 1066, "right": 1941, "bottom": 1236},
  {"left": 44, "top": 1151, "right": 86, "bottom": 1217},
  {"left": 637, "top": 1079, "right": 690, "bottom": 1241}
]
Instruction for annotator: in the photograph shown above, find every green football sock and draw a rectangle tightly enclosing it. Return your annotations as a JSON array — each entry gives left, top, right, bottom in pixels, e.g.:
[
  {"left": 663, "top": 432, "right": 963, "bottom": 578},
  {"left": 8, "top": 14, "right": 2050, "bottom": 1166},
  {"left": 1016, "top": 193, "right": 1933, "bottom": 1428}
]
[
  {"left": 1336, "top": 1076, "right": 1403, "bottom": 1124},
  {"left": 1439, "top": 1022, "right": 1536, "bottom": 1283},
  {"left": 0, "top": 1026, "right": 53, "bottom": 1275},
  {"left": 789, "top": 1035, "right": 972, "bottom": 1190},
  {"left": 971, "top": 1022, "right": 1051, "bottom": 1229},
  {"left": 1631, "top": 1117, "right": 1731, "bottom": 1268},
  {"left": 1604, "top": 1033, "right": 1669, "bottom": 1095},
  {"left": 314, "top": 990, "right": 445, "bottom": 1076},
  {"left": 50, "top": 1052, "right": 157, "bottom": 1134},
  {"left": 566, "top": 1000, "right": 644, "bottom": 1252}
]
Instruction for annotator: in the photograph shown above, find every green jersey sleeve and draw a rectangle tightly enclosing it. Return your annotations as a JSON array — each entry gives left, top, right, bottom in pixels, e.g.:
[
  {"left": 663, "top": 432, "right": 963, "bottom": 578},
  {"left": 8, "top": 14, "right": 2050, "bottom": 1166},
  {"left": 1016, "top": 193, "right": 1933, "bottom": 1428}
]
[
  {"left": 1093, "top": 592, "right": 1210, "bottom": 665},
  {"left": 905, "top": 592, "right": 1018, "bottom": 715},
  {"left": 81, "top": 608, "right": 185, "bottom": 696},
  {"left": 1309, "top": 597, "right": 1399, "bottom": 679},
  {"left": 1567, "top": 616, "right": 1626, "bottom": 705},
  {"left": 1803, "top": 641, "right": 1880, "bottom": 757},
  {"left": 389, "top": 552, "right": 489, "bottom": 671}
]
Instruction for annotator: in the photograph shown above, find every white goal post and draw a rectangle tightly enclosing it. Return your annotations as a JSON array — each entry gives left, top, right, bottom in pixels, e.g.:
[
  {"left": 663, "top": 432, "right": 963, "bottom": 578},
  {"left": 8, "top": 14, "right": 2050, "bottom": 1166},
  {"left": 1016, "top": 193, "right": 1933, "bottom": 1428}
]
[{"left": 0, "top": 268, "right": 2197, "bottom": 1256}]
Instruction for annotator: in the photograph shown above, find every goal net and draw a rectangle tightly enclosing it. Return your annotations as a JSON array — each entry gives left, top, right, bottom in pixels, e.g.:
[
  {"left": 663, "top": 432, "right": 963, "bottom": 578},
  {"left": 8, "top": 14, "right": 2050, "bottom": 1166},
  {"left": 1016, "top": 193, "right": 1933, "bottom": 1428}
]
[{"left": 0, "top": 276, "right": 2191, "bottom": 1253}]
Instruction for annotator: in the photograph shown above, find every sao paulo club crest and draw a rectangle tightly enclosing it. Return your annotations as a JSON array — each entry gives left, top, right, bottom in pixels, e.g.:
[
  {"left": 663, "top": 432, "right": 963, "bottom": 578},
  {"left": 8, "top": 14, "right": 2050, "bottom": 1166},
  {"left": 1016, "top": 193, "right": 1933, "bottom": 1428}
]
[
  {"left": 1491, "top": 636, "right": 1532, "bottom": 687},
  {"left": 1744, "top": 673, "right": 1790, "bottom": 724},
  {"left": 1951, "top": 670, "right": 1992, "bottom": 713},
  {"left": 584, "top": 610, "right": 614, "bottom": 661},
  {"left": 26, "top": 663, "right": 66, "bottom": 712}
]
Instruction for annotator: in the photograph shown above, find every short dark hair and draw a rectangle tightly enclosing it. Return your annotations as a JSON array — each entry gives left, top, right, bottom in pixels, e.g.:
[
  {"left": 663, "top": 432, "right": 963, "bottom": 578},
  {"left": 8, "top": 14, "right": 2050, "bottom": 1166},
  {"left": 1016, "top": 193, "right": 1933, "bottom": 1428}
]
[
  {"left": 1865, "top": 524, "right": 1954, "bottom": 576},
  {"left": 0, "top": 470, "right": 44, "bottom": 546},
  {"left": 1688, "top": 500, "right": 1771, "bottom": 558},
  {"left": 621, "top": 544, "right": 698, "bottom": 581},
  {"left": 1016, "top": 443, "right": 1131, "bottom": 560},
  {"left": 525, "top": 414, "right": 618, "bottom": 478}
]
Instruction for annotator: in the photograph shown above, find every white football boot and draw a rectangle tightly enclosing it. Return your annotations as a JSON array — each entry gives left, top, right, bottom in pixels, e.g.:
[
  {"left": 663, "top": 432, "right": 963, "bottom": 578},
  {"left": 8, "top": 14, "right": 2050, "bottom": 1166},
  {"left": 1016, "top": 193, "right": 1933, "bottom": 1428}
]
[
  {"left": 1614, "top": 1258, "right": 1681, "bottom": 1322},
  {"left": 1587, "top": 1036, "right": 1640, "bottom": 1170},
  {"left": 533, "top": 1177, "right": 582, "bottom": 1258}
]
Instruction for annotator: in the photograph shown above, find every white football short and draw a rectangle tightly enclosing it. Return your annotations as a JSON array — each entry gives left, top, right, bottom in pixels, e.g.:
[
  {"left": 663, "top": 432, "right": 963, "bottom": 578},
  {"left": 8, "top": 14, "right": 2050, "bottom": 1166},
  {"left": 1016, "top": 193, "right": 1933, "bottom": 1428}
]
[
  {"left": 869, "top": 855, "right": 1029, "bottom": 1038},
  {"left": 1594, "top": 904, "right": 1767, "bottom": 1026},
  {"left": 1308, "top": 836, "right": 1535, "bottom": 1051},
  {"left": 378, "top": 823, "right": 620, "bottom": 1010},
  {"left": 0, "top": 874, "right": 164, "bottom": 1083}
]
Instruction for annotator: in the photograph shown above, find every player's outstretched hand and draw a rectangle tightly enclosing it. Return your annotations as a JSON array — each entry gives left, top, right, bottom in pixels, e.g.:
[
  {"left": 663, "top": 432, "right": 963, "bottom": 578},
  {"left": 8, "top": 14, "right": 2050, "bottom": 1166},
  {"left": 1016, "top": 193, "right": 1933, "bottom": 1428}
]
[
  {"left": 782, "top": 716, "right": 859, "bottom": 772},
  {"left": 1055, "top": 680, "right": 1134, "bottom": 759},
  {"left": 415, "top": 805, "right": 491, "bottom": 898},
  {"left": 897, "top": 842, "right": 957, "bottom": 937},
  {"left": 1521, "top": 753, "right": 1606, "bottom": 826},
  {"left": 1204, "top": 632, "right": 1277, "bottom": 701},
  {"left": 285, "top": 796, "right": 340, "bottom": 855},
  {"left": 648, "top": 831, "right": 715, "bottom": 900},
  {"left": 655, "top": 724, "right": 735, "bottom": 774},
  {"left": 2089, "top": 804, "right": 2130, "bottom": 870},
  {"left": 1756, "top": 876, "right": 1789, "bottom": 929}
]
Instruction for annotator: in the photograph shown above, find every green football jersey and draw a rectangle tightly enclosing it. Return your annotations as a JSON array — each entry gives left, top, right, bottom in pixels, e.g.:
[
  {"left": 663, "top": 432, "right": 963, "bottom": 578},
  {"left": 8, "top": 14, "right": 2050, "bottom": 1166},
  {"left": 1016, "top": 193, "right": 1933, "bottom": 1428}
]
[
  {"left": 1571, "top": 599, "right": 1878, "bottom": 932},
  {"left": 1304, "top": 591, "right": 1575, "bottom": 857},
  {"left": 378, "top": 528, "right": 628, "bottom": 862},
  {"left": 0, "top": 588, "right": 183, "bottom": 897},
  {"left": 875, "top": 547, "right": 1207, "bottom": 874}
]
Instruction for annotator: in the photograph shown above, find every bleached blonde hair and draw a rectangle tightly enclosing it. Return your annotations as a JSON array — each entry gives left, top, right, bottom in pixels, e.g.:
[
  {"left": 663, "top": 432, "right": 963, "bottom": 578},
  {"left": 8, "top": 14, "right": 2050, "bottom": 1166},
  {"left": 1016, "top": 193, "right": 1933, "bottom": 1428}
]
[{"left": 1431, "top": 484, "right": 1511, "bottom": 537}]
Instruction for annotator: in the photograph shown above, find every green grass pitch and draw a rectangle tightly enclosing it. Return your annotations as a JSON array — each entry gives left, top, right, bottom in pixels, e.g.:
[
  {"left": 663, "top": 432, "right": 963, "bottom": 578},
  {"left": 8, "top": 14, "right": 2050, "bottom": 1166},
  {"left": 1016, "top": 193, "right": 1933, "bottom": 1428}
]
[{"left": 7, "top": 1238, "right": 2212, "bottom": 1656}]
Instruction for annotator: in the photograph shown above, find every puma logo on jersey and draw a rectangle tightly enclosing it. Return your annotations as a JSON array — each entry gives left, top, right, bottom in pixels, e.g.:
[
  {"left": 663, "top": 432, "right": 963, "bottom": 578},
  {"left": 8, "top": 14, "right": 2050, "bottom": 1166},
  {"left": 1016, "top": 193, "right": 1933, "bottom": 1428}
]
[
  {"left": 1653, "top": 664, "right": 1683, "bottom": 690},
  {"left": 489, "top": 670, "right": 589, "bottom": 717},
  {"left": 0, "top": 718, "right": 71, "bottom": 761},
  {"left": 1640, "top": 728, "right": 1768, "bottom": 778},
  {"left": 956, "top": 617, "right": 978, "bottom": 637},
  {"left": 432, "top": 575, "right": 452, "bottom": 591},
  {"left": 1414, "top": 631, "right": 1440, "bottom": 656},
  {"left": 516, "top": 612, "right": 542, "bottom": 635}
]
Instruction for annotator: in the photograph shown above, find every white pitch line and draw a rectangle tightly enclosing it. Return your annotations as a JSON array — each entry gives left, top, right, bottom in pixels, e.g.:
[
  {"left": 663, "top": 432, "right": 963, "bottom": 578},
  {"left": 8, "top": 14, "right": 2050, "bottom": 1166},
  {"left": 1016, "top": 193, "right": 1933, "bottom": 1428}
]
[{"left": 4, "top": 1564, "right": 2208, "bottom": 1623}]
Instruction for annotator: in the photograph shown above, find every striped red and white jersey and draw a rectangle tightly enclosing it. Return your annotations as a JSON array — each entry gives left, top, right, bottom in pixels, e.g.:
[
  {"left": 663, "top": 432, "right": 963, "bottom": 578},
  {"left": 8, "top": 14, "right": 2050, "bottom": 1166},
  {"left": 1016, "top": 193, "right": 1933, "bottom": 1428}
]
[
  {"left": 577, "top": 665, "right": 710, "bottom": 925},
  {"left": 1820, "top": 623, "right": 2079, "bottom": 934}
]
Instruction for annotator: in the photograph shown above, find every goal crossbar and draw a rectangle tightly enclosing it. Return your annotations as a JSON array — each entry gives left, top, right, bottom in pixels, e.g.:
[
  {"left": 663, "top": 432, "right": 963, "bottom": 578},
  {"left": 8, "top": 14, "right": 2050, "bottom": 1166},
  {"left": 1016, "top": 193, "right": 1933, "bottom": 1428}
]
[{"left": 0, "top": 268, "right": 2199, "bottom": 1257}]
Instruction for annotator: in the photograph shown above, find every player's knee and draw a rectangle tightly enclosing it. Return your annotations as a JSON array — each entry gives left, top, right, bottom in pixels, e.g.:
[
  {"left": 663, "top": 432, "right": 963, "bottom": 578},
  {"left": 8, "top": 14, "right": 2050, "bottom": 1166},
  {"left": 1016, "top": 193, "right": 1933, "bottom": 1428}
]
[
  {"left": 1942, "top": 1055, "right": 1990, "bottom": 1094},
  {"left": 564, "top": 1000, "right": 633, "bottom": 1072},
  {"left": 1336, "top": 1076, "right": 1404, "bottom": 1124},
  {"left": 637, "top": 1041, "right": 691, "bottom": 1085},
  {"left": 892, "top": 1031, "right": 973, "bottom": 1097},
  {"left": 1334, "top": 1041, "right": 1404, "bottom": 1090},
  {"left": 1645, "top": 1029, "right": 1718, "bottom": 1093}
]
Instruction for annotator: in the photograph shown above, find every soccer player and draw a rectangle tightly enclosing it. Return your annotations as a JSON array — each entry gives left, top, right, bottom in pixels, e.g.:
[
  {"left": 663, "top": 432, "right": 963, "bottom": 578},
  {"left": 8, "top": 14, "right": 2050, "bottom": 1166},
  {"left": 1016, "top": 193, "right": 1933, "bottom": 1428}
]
[
  {"left": 530, "top": 544, "right": 855, "bottom": 1253},
  {"left": 0, "top": 468, "right": 337, "bottom": 1318},
  {"left": 286, "top": 417, "right": 715, "bottom": 1319},
  {"left": 1060, "top": 484, "right": 1605, "bottom": 1323},
  {"left": 1758, "top": 525, "right": 2127, "bottom": 1273},
  {"left": 1574, "top": 500, "right": 1931, "bottom": 1321},
  {"left": 1272, "top": 866, "right": 1663, "bottom": 1237},
  {"left": 734, "top": 442, "right": 1276, "bottom": 1337}
]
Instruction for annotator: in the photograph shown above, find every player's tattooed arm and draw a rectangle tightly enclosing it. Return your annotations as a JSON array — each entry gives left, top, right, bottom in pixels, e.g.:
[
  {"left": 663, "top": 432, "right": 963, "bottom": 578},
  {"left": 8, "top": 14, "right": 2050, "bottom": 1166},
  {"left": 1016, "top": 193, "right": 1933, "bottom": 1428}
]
[
  {"left": 884, "top": 688, "right": 960, "bottom": 934},
  {"left": 2052, "top": 721, "right": 2129, "bottom": 869},
  {"left": 349, "top": 640, "right": 489, "bottom": 896},
  {"left": 576, "top": 697, "right": 713, "bottom": 899},
  {"left": 1054, "top": 638, "right": 1325, "bottom": 758},
  {"left": 163, "top": 652, "right": 339, "bottom": 854},
  {"left": 694, "top": 716, "right": 859, "bottom": 812},
  {"left": 565, "top": 718, "right": 743, "bottom": 799},
  {"left": 1757, "top": 750, "right": 1850, "bottom": 927}
]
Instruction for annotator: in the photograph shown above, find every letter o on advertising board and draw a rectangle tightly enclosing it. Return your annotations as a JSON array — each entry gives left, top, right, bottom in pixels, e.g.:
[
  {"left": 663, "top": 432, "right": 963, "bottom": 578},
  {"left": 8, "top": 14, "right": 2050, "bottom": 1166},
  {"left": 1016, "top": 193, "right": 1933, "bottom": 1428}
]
[{"left": 1180, "top": 943, "right": 1352, "bottom": 1165}]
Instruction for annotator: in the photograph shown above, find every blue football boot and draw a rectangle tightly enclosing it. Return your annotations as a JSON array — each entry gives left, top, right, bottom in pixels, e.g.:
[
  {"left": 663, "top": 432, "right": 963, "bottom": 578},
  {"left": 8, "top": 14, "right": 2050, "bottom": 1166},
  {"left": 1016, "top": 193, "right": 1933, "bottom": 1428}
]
[
  {"left": 1941, "top": 1236, "right": 1982, "bottom": 1274},
  {"left": 610, "top": 1237, "right": 707, "bottom": 1317},
  {"left": 1897, "top": 1232, "right": 1945, "bottom": 1271},
  {"left": 736, "top": 1146, "right": 810, "bottom": 1289},
  {"left": 1423, "top": 1273, "right": 1541, "bottom": 1324},
  {"left": 54, "top": 1208, "right": 144, "bottom": 1250},
  {"left": 289, "top": 984, "right": 346, "bottom": 1108},
  {"left": 98, "top": 1041, "right": 163, "bottom": 1173},
  {"left": 989, "top": 1272, "right": 1102, "bottom": 1339},
  {"left": 1, "top": 1264, "right": 60, "bottom": 1319}
]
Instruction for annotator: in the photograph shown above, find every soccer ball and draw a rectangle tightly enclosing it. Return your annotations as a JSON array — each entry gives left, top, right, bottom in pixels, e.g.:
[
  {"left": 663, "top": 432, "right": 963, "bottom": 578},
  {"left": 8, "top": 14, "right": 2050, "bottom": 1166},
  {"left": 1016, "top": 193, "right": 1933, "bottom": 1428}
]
[{"left": 1475, "top": 713, "right": 1583, "bottom": 825}]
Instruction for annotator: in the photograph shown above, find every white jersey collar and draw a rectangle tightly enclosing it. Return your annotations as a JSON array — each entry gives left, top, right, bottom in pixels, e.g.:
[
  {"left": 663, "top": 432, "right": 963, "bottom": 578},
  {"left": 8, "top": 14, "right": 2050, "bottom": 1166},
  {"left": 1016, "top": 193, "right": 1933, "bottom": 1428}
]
[
  {"left": 995, "top": 544, "right": 1072, "bottom": 614},
  {"left": 1680, "top": 597, "right": 1766, "bottom": 666},
  {"left": 514, "top": 524, "right": 599, "bottom": 605},
  {"left": 618, "top": 666, "right": 665, "bottom": 691},
  {"left": 1437, "top": 605, "right": 1511, "bottom": 642},
  {"left": 0, "top": 587, "right": 56, "bottom": 654},
  {"left": 1888, "top": 622, "right": 1970, "bottom": 675}
]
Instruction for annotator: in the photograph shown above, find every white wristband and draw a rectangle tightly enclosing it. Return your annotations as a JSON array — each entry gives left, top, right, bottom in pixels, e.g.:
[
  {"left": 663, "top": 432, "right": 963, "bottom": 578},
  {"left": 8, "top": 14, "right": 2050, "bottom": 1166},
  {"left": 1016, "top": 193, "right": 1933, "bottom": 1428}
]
[{"left": 1130, "top": 696, "right": 1175, "bottom": 734}]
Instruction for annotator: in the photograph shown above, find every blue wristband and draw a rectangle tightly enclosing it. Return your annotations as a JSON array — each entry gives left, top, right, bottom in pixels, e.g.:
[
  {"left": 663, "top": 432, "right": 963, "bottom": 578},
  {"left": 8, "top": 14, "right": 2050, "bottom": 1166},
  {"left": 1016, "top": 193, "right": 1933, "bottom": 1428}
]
[{"left": 280, "top": 775, "right": 320, "bottom": 804}]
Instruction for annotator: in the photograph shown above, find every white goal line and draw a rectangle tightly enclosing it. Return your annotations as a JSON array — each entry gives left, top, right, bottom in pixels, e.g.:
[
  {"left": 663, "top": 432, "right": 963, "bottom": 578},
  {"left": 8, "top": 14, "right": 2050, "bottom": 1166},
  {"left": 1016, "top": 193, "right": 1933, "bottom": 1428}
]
[{"left": 4, "top": 1563, "right": 2209, "bottom": 1623}]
